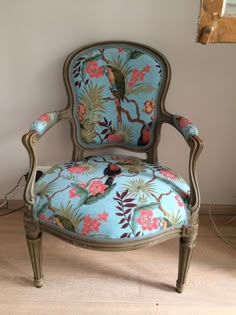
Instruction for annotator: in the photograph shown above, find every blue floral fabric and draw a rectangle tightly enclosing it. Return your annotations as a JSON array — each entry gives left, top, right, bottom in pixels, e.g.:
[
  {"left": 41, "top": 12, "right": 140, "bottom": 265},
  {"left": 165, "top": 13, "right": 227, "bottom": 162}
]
[
  {"left": 34, "top": 154, "right": 190, "bottom": 240},
  {"left": 30, "top": 111, "right": 59, "bottom": 135},
  {"left": 173, "top": 115, "right": 198, "bottom": 140},
  {"left": 69, "top": 45, "right": 165, "bottom": 149}
]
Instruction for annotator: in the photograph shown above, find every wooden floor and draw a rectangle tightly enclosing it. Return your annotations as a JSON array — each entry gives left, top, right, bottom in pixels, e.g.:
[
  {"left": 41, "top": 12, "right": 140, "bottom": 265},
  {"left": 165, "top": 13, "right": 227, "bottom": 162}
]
[{"left": 0, "top": 210, "right": 235, "bottom": 315}]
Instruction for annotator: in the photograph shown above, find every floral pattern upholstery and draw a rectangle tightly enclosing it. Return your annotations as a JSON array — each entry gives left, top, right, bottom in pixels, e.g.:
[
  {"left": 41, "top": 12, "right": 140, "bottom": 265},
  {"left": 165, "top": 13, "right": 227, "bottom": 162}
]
[
  {"left": 34, "top": 154, "right": 190, "bottom": 240},
  {"left": 29, "top": 45, "right": 198, "bottom": 241},
  {"left": 173, "top": 115, "right": 198, "bottom": 140},
  {"left": 69, "top": 44, "right": 165, "bottom": 149},
  {"left": 30, "top": 111, "right": 59, "bottom": 135}
]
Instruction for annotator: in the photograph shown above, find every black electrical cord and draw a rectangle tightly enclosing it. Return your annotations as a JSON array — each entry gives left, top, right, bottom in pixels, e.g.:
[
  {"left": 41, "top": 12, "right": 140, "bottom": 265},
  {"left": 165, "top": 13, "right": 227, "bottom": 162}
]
[
  {"left": 0, "top": 174, "right": 25, "bottom": 216},
  {"left": 0, "top": 170, "right": 44, "bottom": 217}
]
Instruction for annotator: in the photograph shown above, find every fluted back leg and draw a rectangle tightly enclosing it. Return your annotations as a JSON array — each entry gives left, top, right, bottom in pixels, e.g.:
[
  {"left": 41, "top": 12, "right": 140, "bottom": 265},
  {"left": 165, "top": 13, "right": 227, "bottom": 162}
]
[
  {"left": 26, "top": 233, "right": 44, "bottom": 288},
  {"left": 176, "top": 232, "right": 197, "bottom": 293}
]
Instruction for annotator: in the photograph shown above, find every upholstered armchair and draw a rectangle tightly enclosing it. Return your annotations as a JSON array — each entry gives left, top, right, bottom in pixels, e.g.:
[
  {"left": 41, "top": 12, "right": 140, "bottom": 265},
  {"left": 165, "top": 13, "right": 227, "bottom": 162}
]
[{"left": 22, "top": 41, "right": 203, "bottom": 293}]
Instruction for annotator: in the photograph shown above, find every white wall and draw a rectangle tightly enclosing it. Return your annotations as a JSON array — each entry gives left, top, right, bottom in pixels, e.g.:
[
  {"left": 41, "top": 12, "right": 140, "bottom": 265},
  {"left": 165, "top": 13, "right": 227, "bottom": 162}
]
[{"left": 0, "top": 0, "right": 236, "bottom": 204}]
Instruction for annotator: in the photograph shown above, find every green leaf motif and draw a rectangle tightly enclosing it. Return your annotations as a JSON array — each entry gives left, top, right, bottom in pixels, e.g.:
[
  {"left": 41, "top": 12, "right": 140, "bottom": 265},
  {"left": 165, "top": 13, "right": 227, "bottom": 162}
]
[
  {"left": 114, "top": 123, "right": 133, "bottom": 143},
  {"left": 36, "top": 197, "right": 48, "bottom": 216},
  {"left": 126, "top": 84, "right": 156, "bottom": 96},
  {"left": 56, "top": 201, "right": 85, "bottom": 228},
  {"left": 85, "top": 184, "right": 117, "bottom": 205},
  {"left": 122, "top": 162, "right": 146, "bottom": 173},
  {"left": 46, "top": 165, "right": 59, "bottom": 175},
  {"left": 54, "top": 214, "right": 76, "bottom": 232},
  {"left": 123, "top": 178, "right": 156, "bottom": 197},
  {"left": 81, "top": 120, "right": 97, "bottom": 143},
  {"left": 108, "top": 55, "right": 132, "bottom": 82},
  {"left": 79, "top": 83, "right": 106, "bottom": 143},
  {"left": 80, "top": 83, "right": 105, "bottom": 119},
  {"left": 35, "top": 181, "right": 56, "bottom": 196},
  {"left": 162, "top": 217, "right": 172, "bottom": 228},
  {"left": 127, "top": 50, "right": 144, "bottom": 60},
  {"left": 165, "top": 208, "right": 182, "bottom": 225},
  {"left": 70, "top": 184, "right": 89, "bottom": 208}
]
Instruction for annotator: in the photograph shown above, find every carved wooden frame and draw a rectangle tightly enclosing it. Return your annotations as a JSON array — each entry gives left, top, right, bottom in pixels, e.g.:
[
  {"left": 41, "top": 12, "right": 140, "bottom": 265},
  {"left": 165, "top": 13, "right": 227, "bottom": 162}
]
[
  {"left": 197, "top": 0, "right": 236, "bottom": 44},
  {"left": 22, "top": 41, "right": 204, "bottom": 292}
]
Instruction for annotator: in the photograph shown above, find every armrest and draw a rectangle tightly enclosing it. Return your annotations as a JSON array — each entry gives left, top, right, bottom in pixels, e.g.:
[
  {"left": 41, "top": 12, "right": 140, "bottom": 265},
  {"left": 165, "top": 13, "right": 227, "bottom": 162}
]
[
  {"left": 164, "top": 114, "right": 204, "bottom": 219},
  {"left": 172, "top": 115, "right": 199, "bottom": 141},
  {"left": 22, "top": 110, "right": 64, "bottom": 207},
  {"left": 30, "top": 111, "right": 59, "bottom": 136}
]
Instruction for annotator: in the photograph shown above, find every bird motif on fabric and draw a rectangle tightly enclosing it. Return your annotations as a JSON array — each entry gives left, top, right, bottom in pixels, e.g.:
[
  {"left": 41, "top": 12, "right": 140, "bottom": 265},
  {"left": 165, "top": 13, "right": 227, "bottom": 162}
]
[
  {"left": 103, "top": 66, "right": 126, "bottom": 128},
  {"left": 103, "top": 163, "right": 122, "bottom": 186},
  {"left": 53, "top": 214, "right": 76, "bottom": 233},
  {"left": 137, "top": 122, "right": 152, "bottom": 146}
]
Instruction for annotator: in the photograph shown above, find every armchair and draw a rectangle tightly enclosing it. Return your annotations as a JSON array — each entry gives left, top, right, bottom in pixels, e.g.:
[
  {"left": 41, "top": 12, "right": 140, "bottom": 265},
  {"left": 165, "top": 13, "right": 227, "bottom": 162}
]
[{"left": 22, "top": 41, "right": 203, "bottom": 293}]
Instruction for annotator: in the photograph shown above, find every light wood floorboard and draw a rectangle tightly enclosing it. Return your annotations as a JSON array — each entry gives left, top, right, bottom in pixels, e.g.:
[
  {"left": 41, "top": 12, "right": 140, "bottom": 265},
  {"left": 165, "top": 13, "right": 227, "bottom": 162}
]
[{"left": 0, "top": 210, "right": 235, "bottom": 314}]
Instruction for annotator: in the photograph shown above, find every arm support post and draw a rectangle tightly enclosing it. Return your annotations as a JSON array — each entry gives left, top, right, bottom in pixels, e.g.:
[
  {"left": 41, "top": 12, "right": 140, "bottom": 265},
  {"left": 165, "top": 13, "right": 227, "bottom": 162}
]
[
  {"left": 22, "top": 110, "right": 66, "bottom": 207},
  {"left": 22, "top": 131, "right": 38, "bottom": 207},
  {"left": 164, "top": 114, "right": 204, "bottom": 219},
  {"left": 188, "top": 135, "right": 204, "bottom": 213}
]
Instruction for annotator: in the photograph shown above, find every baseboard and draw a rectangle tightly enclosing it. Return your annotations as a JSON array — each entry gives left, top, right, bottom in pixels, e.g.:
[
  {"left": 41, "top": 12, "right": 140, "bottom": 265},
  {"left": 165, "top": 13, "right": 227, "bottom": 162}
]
[
  {"left": 0, "top": 199, "right": 24, "bottom": 210},
  {"left": 200, "top": 204, "right": 236, "bottom": 215},
  {"left": 1, "top": 199, "right": 236, "bottom": 216}
]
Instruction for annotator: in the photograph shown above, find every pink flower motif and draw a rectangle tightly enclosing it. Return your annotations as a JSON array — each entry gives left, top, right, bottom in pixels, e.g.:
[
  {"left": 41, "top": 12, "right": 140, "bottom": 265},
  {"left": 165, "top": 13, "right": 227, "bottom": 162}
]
[
  {"left": 118, "top": 48, "right": 125, "bottom": 53},
  {"left": 89, "top": 180, "right": 107, "bottom": 196},
  {"left": 69, "top": 188, "right": 79, "bottom": 198},
  {"left": 39, "top": 214, "right": 47, "bottom": 220},
  {"left": 98, "top": 211, "right": 109, "bottom": 222},
  {"left": 107, "top": 134, "right": 123, "bottom": 142},
  {"left": 81, "top": 214, "right": 102, "bottom": 236},
  {"left": 83, "top": 214, "right": 93, "bottom": 225},
  {"left": 38, "top": 114, "right": 50, "bottom": 122},
  {"left": 128, "top": 80, "right": 135, "bottom": 88},
  {"left": 175, "top": 195, "right": 184, "bottom": 207},
  {"left": 85, "top": 61, "right": 103, "bottom": 78},
  {"left": 136, "top": 209, "right": 159, "bottom": 231},
  {"left": 143, "top": 99, "right": 155, "bottom": 114},
  {"left": 128, "top": 65, "right": 150, "bottom": 87},
  {"left": 143, "top": 65, "right": 151, "bottom": 72},
  {"left": 92, "top": 218, "right": 101, "bottom": 232},
  {"left": 67, "top": 165, "right": 86, "bottom": 174},
  {"left": 81, "top": 225, "right": 93, "bottom": 236},
  {"left": 178, "top": 117, "right": 192, "bottom": 128},
  {"left": 138, "top": 72, "right": 145, "bottom": 80},
  {"left": 130, "top": 68, "right": 140, "bottom": 80},
  {"left": 132, "top": 68, "right": 139, "bottom": 77},
  {"left": 39, "top": 214, "right": 52, "bottom": 223},
  {"left": 159, "top": 169, "right": 177, "bottom": 180}
]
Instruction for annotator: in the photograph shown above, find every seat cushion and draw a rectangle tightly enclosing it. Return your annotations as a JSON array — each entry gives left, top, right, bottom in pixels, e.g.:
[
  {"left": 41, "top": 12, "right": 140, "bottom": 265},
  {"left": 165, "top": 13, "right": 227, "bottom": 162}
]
[{"left": 34, "top": 154, "right": 190, "bottom": 240}]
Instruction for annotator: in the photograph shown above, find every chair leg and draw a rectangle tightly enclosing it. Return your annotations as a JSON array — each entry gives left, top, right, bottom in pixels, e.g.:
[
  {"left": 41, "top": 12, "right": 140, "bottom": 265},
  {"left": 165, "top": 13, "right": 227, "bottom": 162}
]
[
  {"left": 176, "top": 233, "right": 197, "bottom": 293},
  {"left": 26, "top": 233, "right": 44, "bottom": 288}
]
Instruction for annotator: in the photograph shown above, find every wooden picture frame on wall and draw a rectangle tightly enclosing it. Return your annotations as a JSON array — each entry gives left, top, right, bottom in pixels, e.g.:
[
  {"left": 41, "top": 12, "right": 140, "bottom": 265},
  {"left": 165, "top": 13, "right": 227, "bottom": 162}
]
[{"left": 197, "top": 0, "right": 236, "bottom": 44}]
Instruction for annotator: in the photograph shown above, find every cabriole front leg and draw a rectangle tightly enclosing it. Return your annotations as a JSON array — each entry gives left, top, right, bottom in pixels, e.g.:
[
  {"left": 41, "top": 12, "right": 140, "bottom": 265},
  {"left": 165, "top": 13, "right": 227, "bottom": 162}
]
[{"left": 176, "top": 232, "right": 197, "bottom": 293}]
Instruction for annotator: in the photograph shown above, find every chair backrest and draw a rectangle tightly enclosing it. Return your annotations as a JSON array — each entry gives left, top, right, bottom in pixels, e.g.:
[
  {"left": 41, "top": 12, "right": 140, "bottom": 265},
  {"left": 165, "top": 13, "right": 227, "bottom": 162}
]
[{"left": 64, "top": 41, "right": 170, "bottom": 153}]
